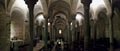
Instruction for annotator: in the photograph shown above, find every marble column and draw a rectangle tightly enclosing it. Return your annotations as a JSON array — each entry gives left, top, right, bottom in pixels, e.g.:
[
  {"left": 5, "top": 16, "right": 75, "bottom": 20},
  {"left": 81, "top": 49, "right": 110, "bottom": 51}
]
[
  {"left": 81, "top": 0, "right": 92, "bottom": 51},
  {"left": 0, "top": 12, "right": 10, "bottom": 51},
  {"left": 24, "top": 0, "right": 38, "bottom": 51}
]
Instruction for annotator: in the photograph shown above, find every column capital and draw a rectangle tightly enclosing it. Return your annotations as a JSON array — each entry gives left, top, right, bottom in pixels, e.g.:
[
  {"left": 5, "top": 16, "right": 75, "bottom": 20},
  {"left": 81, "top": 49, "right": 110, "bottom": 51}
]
[
  {"left": 24, "top": 0, "right": 38, "bottom": 7},
  {"left": 81, "top": 0, "right": 92, "bottom": 6}
]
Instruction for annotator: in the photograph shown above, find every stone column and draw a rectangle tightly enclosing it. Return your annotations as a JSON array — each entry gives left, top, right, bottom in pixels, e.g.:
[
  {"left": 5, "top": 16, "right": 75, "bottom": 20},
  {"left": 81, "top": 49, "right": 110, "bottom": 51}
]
[
  {"left": 91, "top": 20, "right": 97, "bottom": 40},
  {"left": 42, "top": 25, "right": 45, "bottom": 41},
  {"left": 50, "top": 22, "right": 53, "bottom": 41},
  {"left": 0, "top": 11, "right": 10, "bottom": 51},
  {"left": 93, "top": 21, "right": 97, "bottom": 40},
  {"left": 81, "top": 0, "right": 92, "bottom": 51},
  {"left": 52, "top": 25, "right": 55, "bottom": 41},
  {"left": 109, "top": 1, "right": 113, "bottom": 51},
  {"left": 24, "top": 0, "right": 38, "bottom": 51},
  {"left": 69, "top": 23, "right": 72, "bottom": 42},
  {"left": 72, "top": 20, "right": 76, "bottom": 42},
  {"left": 44, "top": 18, "right": 48, "bottom": 47},
  {"left": 75, "top": 21, "right": 78, "bottom": 41},
  {"left": 65, "top": 26, "right": 69, "bottom": 42},
  {"left": 68, "top": 22, "right": 71, "bottom": 43}
]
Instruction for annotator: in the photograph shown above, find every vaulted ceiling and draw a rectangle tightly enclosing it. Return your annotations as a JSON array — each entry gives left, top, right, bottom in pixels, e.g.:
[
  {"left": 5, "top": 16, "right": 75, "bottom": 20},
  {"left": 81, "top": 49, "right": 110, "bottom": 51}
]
[
  {"left": 0, "top": 0, "right": 119, "bottom": 14},
  {"left": 0, "top": 0, "right": 118, "bottom": 31},
  {"left": 39, "top": 0, "right": 80, "bottom": 30},
  {"left": 40, "top": 0, "right": 79, "bottom": 20}
]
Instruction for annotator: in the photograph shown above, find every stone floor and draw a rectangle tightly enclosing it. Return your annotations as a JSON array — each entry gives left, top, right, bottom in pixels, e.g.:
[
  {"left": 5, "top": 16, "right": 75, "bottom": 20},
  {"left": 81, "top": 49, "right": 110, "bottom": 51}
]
[
  {"left": 10, "top": 39, "right": 120, "bottom": 51},
  {"left": 33, "top": 40, "right": 44, "bottom": 51},
  {"left": 32, "top": 38, "right": 120, "bottom": 51}
]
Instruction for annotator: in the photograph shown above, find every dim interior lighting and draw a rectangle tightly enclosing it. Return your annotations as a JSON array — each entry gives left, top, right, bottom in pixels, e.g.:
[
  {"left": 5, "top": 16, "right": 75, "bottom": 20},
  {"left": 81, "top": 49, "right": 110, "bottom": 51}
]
[
  {"left": 59, "top": 30, "right": 62, "bottom": 34},
  {"left": 58, "top": 41, "right": 61, "bottom": 44}
]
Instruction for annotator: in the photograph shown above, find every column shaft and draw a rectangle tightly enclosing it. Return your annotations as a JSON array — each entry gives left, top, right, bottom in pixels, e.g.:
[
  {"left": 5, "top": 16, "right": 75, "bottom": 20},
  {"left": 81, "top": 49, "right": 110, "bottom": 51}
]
[
  {"left": 68, "top": 23, "right": 70, "bottom": 42},
  {"left": 27, "top": 3, "right": 35, "bottom": 51},
  {"left": 44, "top": 19, "right": 48, "bottom": 47},
  {"left": 0, "top": 12, "right": 10, "bottom": 51},
  {"left": 72, "top": 20, "right": 76, "bottom": 42},
  {"left": 109, "top": 5, "right": 113, "bottom": 51},
  {"left": 84, "top": 5, "right": 91, "bottom": 51}
]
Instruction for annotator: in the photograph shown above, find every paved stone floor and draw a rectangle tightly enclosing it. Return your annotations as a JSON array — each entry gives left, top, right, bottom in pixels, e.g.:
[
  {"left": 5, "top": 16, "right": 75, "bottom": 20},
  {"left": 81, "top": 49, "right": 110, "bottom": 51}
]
[{"left": 33, "top": 40, "right": 44, "bottom": 51}]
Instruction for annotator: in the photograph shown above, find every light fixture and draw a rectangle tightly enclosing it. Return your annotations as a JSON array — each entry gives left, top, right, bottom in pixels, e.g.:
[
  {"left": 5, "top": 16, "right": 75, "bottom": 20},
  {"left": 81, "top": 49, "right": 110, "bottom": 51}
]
[
  {"left": 70, "top": 22, "right": 72, "bottom": 26},
  {"left": 48, "top": 22, "right": 50, "bottom": 26},
  {"left": 59, "top": 30, "right": 62, "bottom": 34}
]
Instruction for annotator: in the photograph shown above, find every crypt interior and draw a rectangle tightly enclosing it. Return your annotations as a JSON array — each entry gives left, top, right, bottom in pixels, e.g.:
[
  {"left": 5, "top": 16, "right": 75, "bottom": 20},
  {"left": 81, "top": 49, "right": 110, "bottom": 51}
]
[{"left": 0, "top": 0, "right": 120, "bottom": 51}]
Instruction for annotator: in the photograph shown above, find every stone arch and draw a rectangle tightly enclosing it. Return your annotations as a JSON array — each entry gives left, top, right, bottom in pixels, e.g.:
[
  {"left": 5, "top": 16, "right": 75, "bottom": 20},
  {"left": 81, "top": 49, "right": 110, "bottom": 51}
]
[
  {"left": 48, "top": 0, "right": 71, "bottom": 21},
  {"left": 34, "top": 14, "right": 45, "bottom": 40},
  {"left": 75, "top": 13, "right": 85, "bottom": 41},
  {"left": 34, "top": 0, "right": 43, "bottom": 18},
  {"left": 76, "top": 2, "right": 84, "bottom": 15},
  {"left": 6, "top": 0, "right": 16, "bottom": 13},
  {"left": 75, "top": 12, "right": 84, "bottom": 26},
  {"left": 11, "top": 7, "right": 25, "bottom": 18},
  {"left": 9, "top": 0, "right": 29, "bottom": 42},
  {"left": 34, "top": 1, "right": 45, "bottom": 39},
  {"left": 10, "top": 8, "right": 26, "bottom": 40},
  {"left": 52, "top": 13, "right": 68, "bottom": 41},
  {"left": 95, "top": 8, "right": 108, "bottom": 39},
  {"left": 90, "top": 0, "right": 111, "bottom": 39},
  {"left": 35, "top": 14, "right": 45, "bottom": 27}
]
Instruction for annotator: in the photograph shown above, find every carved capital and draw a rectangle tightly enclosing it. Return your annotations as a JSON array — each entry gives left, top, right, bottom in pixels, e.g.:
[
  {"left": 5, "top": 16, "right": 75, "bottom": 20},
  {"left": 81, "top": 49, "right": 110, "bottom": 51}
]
[
  {"left": 81, "top": 0, "right": 92, "bottom": 6},
  {"left": 24, "top": 0, "right": 38, "bottom": 7}
]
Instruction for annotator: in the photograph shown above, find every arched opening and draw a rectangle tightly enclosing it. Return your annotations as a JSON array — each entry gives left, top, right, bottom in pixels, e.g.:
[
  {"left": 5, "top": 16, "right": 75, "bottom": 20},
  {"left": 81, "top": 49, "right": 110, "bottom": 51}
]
[
  {"left": 9, "top": 0, "right": 29, "bottom": 51},
  {"left": 34, "top": 14, "right": 45, "bottom": 40},
  {"left": 10, "top": 0, "right": 28, "bottom": 41},
  {"left": 10, "top": 9, "right": 25, "bottom": 40},
  {"left": 53, "top": 13, "right": 68, "bottom": 41},
  {"left": 96, "top": 10, "right": 108, "bottom": 39},
  {"left": 75, "top": 13, "right": 84, "bottom": 41}
]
